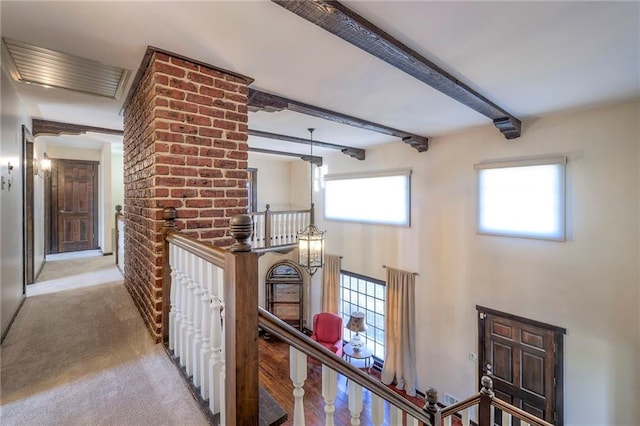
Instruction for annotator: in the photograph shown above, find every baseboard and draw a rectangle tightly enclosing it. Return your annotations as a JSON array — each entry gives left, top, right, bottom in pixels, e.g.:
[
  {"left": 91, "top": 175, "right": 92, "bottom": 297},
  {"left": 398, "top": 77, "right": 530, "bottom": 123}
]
[
  {"left": 34, "top": 259, "right": 46, "bottom": 282},
  {"left": 1, "top": 294, "right": 26, "bottom": 344}
]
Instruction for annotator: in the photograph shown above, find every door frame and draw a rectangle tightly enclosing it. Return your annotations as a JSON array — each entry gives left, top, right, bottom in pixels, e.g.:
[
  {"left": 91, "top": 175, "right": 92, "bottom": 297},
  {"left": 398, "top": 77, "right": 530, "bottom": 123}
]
[
  {"left": 477, "top": 305, "right": 566, "bottom": 425},
  {"left": 22, "top": 125, "right": 34, "bottom": 288},
  {"left": 45, "top": 158, "right": 99, "bottom": 254}
]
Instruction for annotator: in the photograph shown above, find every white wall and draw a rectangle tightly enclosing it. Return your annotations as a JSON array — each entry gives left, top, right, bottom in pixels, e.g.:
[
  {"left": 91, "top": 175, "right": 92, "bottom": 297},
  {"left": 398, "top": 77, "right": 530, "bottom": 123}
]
[
  {"left": 33, "top": 138, "right": 46, "bottom": 277},
  {"left": 309, "top": 101, "right": 639, "bottom": 425},
  {"left": 248, "top": 154, "right": 296, "bottom": 211},
  {"left": 0, "top": 68, "right": 30, "bottom": 337}
]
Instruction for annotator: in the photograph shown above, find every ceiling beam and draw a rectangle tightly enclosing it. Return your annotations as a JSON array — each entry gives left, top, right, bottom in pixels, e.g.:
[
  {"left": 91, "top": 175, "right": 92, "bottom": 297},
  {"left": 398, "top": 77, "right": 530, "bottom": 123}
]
[
  {"left": 249, "top": 129, "right": 365, "bottom": 160},
  {"left": 249, "top": 147, "right": 323, "bottom": 166},
  {"left": 32, "top": 119, "right": 123, "bottom": 137},
  {"left": 248, "top": 88, "right": 429, "bottom": 152},
  {"left": 272, "top": 0, "right": 522, "bottom": 139}
]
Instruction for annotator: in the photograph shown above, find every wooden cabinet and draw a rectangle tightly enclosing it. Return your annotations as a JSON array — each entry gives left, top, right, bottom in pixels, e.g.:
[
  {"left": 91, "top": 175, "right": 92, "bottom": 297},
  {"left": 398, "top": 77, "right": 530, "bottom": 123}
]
[{"left": 265, "top": 261, "right": 304, "bottom": 331}]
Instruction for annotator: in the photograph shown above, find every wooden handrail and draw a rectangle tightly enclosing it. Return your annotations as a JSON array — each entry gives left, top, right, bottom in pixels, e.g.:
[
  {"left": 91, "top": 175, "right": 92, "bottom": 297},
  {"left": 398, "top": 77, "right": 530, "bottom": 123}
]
[
  {"left": 439, "top": 393, "right": 481, "bottom": 418},
  {"left": 165, "top": 231, "right": 226, "bottom": 269},
  {"left": 257, "top": 307, "right": 435, "bottom": 425},
  {"left": 492, "top": 398, "right": 554, "bottom": 426}
]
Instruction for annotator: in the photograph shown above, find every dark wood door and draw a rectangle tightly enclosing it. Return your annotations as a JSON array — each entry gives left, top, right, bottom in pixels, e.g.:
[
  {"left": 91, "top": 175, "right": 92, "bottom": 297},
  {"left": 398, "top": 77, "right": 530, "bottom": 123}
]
[
  {"left": 477, "top": 306, "right": 565, "bottom": 425},
  {"left": 23, "top": 126, "right": 34, "bottom": 284},
  {"left": 53, "top": 160, "right": 98, "bottom": 253}
]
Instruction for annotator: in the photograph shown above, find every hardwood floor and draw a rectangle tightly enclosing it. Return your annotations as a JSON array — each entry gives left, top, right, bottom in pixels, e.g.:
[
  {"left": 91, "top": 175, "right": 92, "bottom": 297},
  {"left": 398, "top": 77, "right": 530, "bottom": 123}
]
[{"left": 258, "top": 336, "right": 428, "bottom": 426}]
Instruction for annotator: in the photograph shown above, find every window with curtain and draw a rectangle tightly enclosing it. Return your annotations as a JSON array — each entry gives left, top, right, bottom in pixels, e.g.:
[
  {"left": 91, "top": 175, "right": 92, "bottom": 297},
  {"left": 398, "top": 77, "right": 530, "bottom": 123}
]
[
  {"left": 339, "top": 270, "right": 386, "bottom": 359},
  {"left": 475, "top": 156, "right": 567, "bottom": 241}
]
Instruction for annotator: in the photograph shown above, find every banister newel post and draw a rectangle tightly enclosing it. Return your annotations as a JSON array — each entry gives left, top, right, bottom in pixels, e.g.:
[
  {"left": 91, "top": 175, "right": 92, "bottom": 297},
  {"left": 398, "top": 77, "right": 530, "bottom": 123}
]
[
  {"left": 115, "top": 205, "right": 123, "bottom": 266},
  {"left": 264, "top": 204, "right": 272, "bottom": 248},
  {"left": 162, "top": 207, "right": 178, "bottom": 343},
  {"left": 479, "top": 375, "right": 495, "bottom": 426},
  {"left": 423, "top": 387, "right": 440, "bottom": 426},
  {"left": 225, "top": 214, "right": 259, "bottom": 424}
]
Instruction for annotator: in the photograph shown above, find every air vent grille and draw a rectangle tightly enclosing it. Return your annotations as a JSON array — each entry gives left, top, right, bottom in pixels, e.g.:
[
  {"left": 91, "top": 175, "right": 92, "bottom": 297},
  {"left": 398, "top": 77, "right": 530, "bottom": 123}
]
[{"left": 2, "top": 38, "right": 129, "bottom": 99}]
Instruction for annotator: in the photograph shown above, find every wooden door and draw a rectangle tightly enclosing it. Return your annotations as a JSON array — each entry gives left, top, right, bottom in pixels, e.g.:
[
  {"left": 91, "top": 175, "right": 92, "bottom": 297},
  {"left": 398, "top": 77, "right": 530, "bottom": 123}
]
[
  {"left": 52, "top": 160, "right": 98, "bottom": 253},
  {"left": 477, "top": 306, "right": 565, "bottom": 425}
]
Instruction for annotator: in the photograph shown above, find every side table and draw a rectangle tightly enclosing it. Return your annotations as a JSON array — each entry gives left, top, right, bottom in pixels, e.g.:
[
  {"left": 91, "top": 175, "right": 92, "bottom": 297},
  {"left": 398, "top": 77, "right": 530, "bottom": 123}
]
[{"left": 343, "top": 343, "right": 373, "bottom": 372}]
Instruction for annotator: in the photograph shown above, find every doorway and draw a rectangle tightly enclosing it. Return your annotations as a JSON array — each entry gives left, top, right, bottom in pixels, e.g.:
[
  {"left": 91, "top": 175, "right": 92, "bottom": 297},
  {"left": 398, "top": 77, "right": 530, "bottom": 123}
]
[
  {"left": 46, "top": 159, "right": 99, "bottom": 254},
  {"left": 22, "top": 126, "right": 35, "bottom": 287},
  {"left": 477, "top": 305, "right": 565, "bottom": 425}
]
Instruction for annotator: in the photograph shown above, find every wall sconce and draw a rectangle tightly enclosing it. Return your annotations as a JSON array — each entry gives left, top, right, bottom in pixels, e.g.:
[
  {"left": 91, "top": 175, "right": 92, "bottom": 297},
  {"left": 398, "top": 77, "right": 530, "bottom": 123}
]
[{"left": 34, "top": 153, "right": 51, "bottom": 178}]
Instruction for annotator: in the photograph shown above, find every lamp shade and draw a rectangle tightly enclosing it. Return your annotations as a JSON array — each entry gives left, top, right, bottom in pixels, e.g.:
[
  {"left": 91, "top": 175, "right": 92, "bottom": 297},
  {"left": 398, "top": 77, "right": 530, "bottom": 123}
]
[{"left": 346, "top": 312, "right": 368, "bottom": 333}]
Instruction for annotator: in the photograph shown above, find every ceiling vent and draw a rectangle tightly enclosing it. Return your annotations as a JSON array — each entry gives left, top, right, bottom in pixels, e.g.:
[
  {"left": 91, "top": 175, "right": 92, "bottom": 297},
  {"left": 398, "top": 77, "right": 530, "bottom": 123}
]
[{"left": 1, "top": 38, "right": 130, "bottom": 99}]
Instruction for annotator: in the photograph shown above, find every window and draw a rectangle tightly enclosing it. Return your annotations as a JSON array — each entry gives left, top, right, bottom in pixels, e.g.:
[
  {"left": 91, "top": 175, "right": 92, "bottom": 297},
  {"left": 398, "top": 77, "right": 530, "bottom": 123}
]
[
  {"left": 475, "top": 157, "right": 566, "bottom": 241},
  {"left": 339, "top": 270, "right": 386, "bottom": 359},
  {"left": 324, "top": 169, "right": 411, "bottom": 226}
]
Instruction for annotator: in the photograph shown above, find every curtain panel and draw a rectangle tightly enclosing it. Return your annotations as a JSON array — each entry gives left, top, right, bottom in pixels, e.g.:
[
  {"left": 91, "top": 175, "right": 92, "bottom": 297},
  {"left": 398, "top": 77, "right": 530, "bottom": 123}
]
[
  {"left": 321, "top": 255, "right": 341, "bottom": 314},
  {"left": 381, "top": 267, "right": 417, "bottom": 396}
]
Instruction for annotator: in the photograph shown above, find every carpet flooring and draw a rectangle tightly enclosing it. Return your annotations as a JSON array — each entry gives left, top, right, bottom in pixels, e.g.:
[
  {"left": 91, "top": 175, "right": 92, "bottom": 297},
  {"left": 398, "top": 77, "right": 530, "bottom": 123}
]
[{"left": 0, "top": 254, "right": 208, "bottom": 425}]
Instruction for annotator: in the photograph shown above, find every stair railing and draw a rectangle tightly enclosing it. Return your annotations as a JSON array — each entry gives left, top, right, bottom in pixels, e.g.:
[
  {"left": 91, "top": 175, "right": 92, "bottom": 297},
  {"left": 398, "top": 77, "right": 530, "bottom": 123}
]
[
  {"left": 115, "top": 205, "right": 125, "bottom": 275},
  {"left": 161, "top": 208, "right": 260, "bottom": 425},
  {"left": 438, "top": 376, "right": 554, "bottom": 426},
  {"left": 258, "top": 307, "right": 437, "bottom": 426},
  {"left": 249, "top": 204, "right": 312, "bottom": 249}
]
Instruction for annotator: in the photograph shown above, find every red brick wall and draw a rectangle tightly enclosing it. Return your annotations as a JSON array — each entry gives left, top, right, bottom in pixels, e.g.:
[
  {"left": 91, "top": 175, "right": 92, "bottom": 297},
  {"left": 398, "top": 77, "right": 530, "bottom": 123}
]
[{"left": 123, "top": 50, "right": 250, "bottom": 341}]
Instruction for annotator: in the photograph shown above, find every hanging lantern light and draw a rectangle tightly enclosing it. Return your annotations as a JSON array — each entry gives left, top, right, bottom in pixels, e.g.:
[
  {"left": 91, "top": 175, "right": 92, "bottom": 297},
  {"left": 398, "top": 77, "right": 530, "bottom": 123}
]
[{"left": 298, "top": 128, "right": 325, "bottom": 276}]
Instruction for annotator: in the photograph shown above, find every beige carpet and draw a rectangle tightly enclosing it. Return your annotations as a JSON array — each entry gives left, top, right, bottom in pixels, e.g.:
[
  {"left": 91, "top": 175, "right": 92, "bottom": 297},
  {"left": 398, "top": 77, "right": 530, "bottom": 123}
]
[{"left": 1, "top": 254, "right": 209, "bottom": 425}]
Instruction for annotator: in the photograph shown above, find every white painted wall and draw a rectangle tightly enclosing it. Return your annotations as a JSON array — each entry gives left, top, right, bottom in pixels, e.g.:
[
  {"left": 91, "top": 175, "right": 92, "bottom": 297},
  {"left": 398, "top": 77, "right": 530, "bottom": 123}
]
[
  {"left": 33, "top": 139, "right": 46, "bottom": 277},
  {"left": 248, "top": 154, "right": 297, "bottom": 211},
  {"left": 306, "top": 101, "right": 639, "bottom": 425},
  {"left": 0, "top": 68, "right": 30, "bottom": 337},
  {"left": 111, "top": 146, "right": 124, "bottom": 254}
]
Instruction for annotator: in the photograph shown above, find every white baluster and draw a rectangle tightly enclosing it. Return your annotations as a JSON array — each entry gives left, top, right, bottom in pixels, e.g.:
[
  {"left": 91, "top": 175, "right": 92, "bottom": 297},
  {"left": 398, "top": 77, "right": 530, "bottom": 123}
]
[
  {"left": 290, "top": 347, "right": 307, "bottom": 426},
  {"left": 191, "top": 257, "right": 204, "bottom": 387},
  {"left": 287, "top": 212, "right": 293, "bottom": 243},
  {"left": 390, "top": 405, "right": 402, "bottom": 426},
  {"left": 179, "top": 249, "right": 190, "bottom": 365},
  {"left": 347, "top": 380, "right": 363, "bottom": 426},
  {"left": 199, "top": 262, "right": 213, "bottom": 400},
  {"left": 256, "top": 215, "right": 264, "bottom": 248},
  {"left": 406, "top": 414, "right": 419, "bottom": 426},
  {"left": 502, "top": 410, "right": 512, "bottom": 426},
  {"left": 370, "top": 394, "right": 383, "bottom": 426},
  {"left": 444, "top": 415, "right": 453, "bottom": 426},
  {"left": 218, "top": 273, "right": 226, "bottom": 424},
  {"left": 168, "top": 243, "right": 179, "bottom": 352},
  {"left": 321, "top": 365, "right": 337, "bottom": 426},
  {"left": 177, "top": 248, "right": 188, "bottom": 362},
  {"left": 209, "top": 267, "right": 224, "bottom": 414},
  {"left": 185, "top": 252, "right": 197, "bottom": 376},
  {"left": 462, "top": 407, "right": 470, "bottom": 425}
]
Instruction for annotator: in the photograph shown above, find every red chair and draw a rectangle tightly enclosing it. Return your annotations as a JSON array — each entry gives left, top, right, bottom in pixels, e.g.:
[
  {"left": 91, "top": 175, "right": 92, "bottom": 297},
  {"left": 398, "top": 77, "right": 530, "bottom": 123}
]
[{"left": 311, "top": 312, "right": 344, "bottom": 357}]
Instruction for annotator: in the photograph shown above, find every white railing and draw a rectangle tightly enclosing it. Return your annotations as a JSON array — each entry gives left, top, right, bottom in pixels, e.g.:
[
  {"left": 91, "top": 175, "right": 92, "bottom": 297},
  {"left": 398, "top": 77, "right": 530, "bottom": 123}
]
[
  {"left": 259, "top": 308, "right": 436, "bottom": 426},
  {"left": 167, "top": 235, "right": 227, "bottom": 421},
  {"left": 249, "top": 204, "right": 311, "bottom": 249},
  {"left": 116, "top": 214, "right": 125, "bottom": 275}
]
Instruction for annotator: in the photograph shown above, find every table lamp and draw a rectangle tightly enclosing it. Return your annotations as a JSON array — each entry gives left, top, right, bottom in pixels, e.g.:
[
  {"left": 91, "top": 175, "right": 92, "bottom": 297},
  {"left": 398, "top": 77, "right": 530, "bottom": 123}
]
[{"left": 346, "top": 312, "right": 368, "bottom": 351}]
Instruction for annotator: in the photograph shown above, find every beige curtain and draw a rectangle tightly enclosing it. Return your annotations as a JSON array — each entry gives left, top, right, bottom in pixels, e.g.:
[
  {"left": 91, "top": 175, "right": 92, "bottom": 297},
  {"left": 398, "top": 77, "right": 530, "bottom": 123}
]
[
  {"left": 321, "top": 255, "right": 341, "bottom": 313},
  {"left": 381, "top": 267, "right": 416, "bottom": 396}
]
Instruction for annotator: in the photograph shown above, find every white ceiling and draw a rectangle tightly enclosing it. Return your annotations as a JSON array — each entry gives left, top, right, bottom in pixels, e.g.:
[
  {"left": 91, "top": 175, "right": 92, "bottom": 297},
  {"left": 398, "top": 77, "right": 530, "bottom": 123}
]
[{"left": 2, "top": 1, "right": 638, "bottom": 158}]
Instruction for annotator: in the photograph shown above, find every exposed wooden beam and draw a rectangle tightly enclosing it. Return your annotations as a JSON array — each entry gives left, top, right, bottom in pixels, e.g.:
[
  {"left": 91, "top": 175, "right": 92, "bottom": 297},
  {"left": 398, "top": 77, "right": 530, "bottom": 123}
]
[
  {"left": 272, "top": 0, "right": 522, "bottom": 139},
  {"left": 32, "top": 119, "right": 123, "bottom": 137},
  {"left": 249, "top": 147, "right": 323, "bottom": 166},
  {"left": 248, "top": 88, "right": 429, "bottom": 152},
  {"left": 248, "top": 129, "right": 365, "bottom": 160}
]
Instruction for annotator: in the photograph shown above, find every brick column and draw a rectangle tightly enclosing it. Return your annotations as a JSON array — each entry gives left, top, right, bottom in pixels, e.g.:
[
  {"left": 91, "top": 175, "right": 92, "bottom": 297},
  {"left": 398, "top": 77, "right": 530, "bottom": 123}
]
[{"left": 123, "top": 47, "right": 252, "bottom": 341}]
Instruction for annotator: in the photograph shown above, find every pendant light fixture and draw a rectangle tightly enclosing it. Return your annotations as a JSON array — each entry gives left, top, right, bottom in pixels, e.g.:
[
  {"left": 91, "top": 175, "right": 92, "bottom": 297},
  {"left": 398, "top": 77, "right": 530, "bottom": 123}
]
[{"left": 297, "top": 128, "right": 325, "bottom": 276}]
